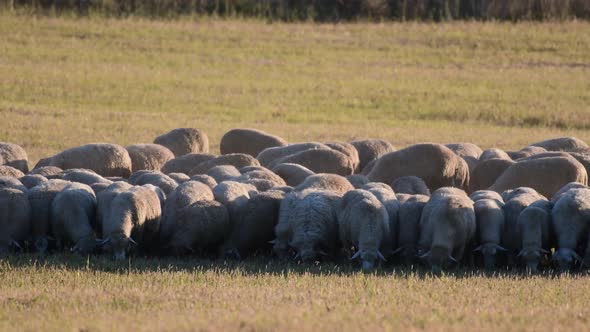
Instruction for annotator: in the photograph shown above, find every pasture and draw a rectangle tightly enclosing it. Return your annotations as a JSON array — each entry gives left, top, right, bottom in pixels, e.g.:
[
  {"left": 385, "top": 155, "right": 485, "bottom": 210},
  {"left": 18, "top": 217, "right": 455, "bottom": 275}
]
[{"left": 1, "top": 13, "right": 590, "bottom": 331}]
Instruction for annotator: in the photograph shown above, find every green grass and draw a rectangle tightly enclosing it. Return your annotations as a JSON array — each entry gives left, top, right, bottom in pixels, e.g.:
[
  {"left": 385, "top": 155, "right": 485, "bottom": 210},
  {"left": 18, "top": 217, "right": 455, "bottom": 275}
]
[{"left": 1, "top": 14, "right": 590, "bottom": 330}]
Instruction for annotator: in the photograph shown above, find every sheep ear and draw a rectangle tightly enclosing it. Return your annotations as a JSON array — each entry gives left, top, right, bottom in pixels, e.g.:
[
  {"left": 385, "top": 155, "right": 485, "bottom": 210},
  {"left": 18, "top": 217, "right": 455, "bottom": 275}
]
[
  {"left": 97, "top": 238, "right": 111, "bottom": 246},
  {"left": 418, "top": 251, "right": 431, "bottom": 259},
  {"left": 473, "top": 245, "right": 483, "bottom": 252},
  {"left": 268, "top": 240, "right": 276, "bottom": 245},
  {"left": 377, "top": 251, "right": 387, "bottom": 262},
  {"left": 350, "top": 251, "right": 361, "bottom": 261},
  {"left": 392, "top": 247, "right": 404, "bottom": 255},
  {"left": 318, "top": 250, "right": 329, "bottom": 257},
  {"left": 11, "top": 240, "right": 22, "bottom": 250},
  {"left": 128, "top": 237, "right": 138, "bottom": 246},
  {"left": 494, "top": 244, "right": 507, "bottom": 252},
  {"left": 540, "top": 248, "right": 551, "bottom": 254},
  {"left": 448, "top": 255, "right": 458, "bottom": 264}
]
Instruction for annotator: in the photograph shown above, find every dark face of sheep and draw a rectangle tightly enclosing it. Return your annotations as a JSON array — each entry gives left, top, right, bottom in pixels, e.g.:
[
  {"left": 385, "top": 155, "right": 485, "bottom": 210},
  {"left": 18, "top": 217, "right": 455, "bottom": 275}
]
[
  {"left": 351, "top": 250, "right": 386, "bottom": 273},
  {"left": 552, "top": 248, "right": 582, "bottom": 272},
  {"left": 100, "top": 234, "right": 136, "bottom": 261},
  {"left": 71, "top": 235, "right": 97, "bottom": 256},
  {"left": 34, "top": 237, "right": 49, "bottom": 254},
  {"left": 421, "top": 245, "right": 457, "bottom": 274},
  {"left": 474, "top": 243, "right": 507, "bottom": 270},
  {"left": 518, "top": 248, "right": 550, "bottom": 273},
  {"left": 290, "top": 240, "right": 328, "bottom": 262},
  {"left": 0, "top": 238, "right": 22, "bottom": 254}
]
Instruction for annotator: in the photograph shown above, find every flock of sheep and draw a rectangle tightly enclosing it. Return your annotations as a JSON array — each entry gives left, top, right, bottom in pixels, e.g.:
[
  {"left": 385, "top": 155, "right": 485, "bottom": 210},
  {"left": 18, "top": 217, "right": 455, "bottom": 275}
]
[{"left": 1, "top": 127, "right": 590, "bottom": 273}]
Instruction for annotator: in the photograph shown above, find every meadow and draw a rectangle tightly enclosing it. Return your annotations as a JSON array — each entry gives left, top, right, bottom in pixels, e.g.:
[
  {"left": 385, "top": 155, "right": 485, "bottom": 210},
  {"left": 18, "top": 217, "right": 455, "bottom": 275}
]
[{"left": 1, "top": 13, "right": 590, "bottom": 331}]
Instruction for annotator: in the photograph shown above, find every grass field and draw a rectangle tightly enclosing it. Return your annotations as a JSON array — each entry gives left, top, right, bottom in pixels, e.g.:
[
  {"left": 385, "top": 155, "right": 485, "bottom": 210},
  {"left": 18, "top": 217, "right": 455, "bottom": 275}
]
[{"left": 1, "top": 13, "right": 590, "bottom": 331}]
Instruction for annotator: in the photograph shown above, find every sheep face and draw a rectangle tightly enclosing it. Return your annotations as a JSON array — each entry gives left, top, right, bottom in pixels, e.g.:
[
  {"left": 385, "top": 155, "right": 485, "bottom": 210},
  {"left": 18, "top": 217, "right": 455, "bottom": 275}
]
[
  {"left": 475, "top": 243, "right": 505, "bottom": 270},
  {"left": 421, "top": 245, "right": 456, "bottom": 274},
  {"left": 35, "top": 236, "right": 49, "bottom": 254},
  {"left": 518, "top": 248, "right": 543, "bottom": 273},
  {"left": 552, "top": 248, "right": 581, "bottom": 272},
  {"left": 103, "top": 233, "right": 134, "bottom": 261},
  {"left": 71, "top": 235, "right": 97, "bottom": 256}
]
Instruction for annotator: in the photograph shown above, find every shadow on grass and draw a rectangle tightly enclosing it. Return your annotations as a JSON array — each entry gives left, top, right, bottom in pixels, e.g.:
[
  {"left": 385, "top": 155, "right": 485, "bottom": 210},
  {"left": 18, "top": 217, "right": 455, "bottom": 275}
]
[{"left": 0, "top": 253, "right": 577, "bottom": 279}]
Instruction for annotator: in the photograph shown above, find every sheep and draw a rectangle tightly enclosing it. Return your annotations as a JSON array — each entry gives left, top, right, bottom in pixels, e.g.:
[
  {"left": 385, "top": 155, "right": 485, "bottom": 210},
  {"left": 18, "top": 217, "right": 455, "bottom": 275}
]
[
  {"left": 346, "top": 174, "right": 369, "bottom": 189},
  {"left": 517, "top": 200, "right": 554, "bottom": 272},
  {"left": 0, "top": 187, "right": 31, "bottom": 253},
  {"left": 501, "top": 188, "right": 547, "bottom": 265},
  {"left": 551, "top": 188, "right": 590, "bottom": 271},
  {"left": 0, "top": 142, "right": 28, "bottom": 173},
  {"left": 473, "top": 198, "right": 506, "bottom": 270},
  {"left": 19, "top": 174, "right": 48, "bottom": 189},
  {"left": 34, "top": 143, "right": 132, "bottom": 178},
  {"left": 50, "top": 183, "right": 97, "bottom": 255},
  {"left": 27, "top": 179, "right": 72, "bottom": 253},
  {"left": 470, "top": 190, "right": 504, "bottom": 205},
  {"left": 159, "top": 181, "right": 214, "bottom": 249},
  {"left": 153, "top": 128, "right": 209, "bottom": 156},
  {"left": 391, "top": 176, "right": 430, "bottom": 196},
  {"left": 508, "top": 146, "right": 547, "bottom": 160},
  {"left": 469, "top": 158, "right": 515, "bottom": 193},
  {"left": 552, "top": 182, "right": 589, "bottom": 203},
  {"left": 350, "top": 139, "right": 396, "bottom": 173},
  {"left": 189, "top": 154, "right": 260, "bottom": 176},
  {"left": 220, "top": 190, "right": 286, "bottom": 259},
  {"left": 569, "top": 150, "right": 590, "bottom": 178},
  {"left": 132, "top": 171, "right": 178, "bottom": 196},
  {"left": 268, "top": 149, "right": 355, "bottom": 176},
  {"left": 480, "top": 148, "right": 511, "bottom": 162},
  {"left": 126, "top": 144, "right": 175, "bottom": 172},
  {"left": 101, "top": 185, "right": 162, "bottom": 260},
  {"left": 489, "top": 155, "right": 587, "bottom": 198},
  {"left": 164, "top": 200, "right": 229, "bottom": 255},
  {"left": 445, "top": 143, "right": 483, "bottom": 173},
  {"left": 396, "top": 194, "right": 429, "bottom": 265},
  {"left": 360, "top": 159, "right": 377, "bottom": 176},
  {"left": 294, "top": 173, "right": 354, "bottom": 196},
  {"left": 190, "top": 174, "right": 218, "bottom": 189},
  {"left": 236, "top": 167, "right": 285, "bottom": 186},
  {"left": 272, "top": 163, "right": 314, "bottom": 187},
  {"left": 0, "top": 165, "right": 25, "bottom": 178},
  {"left": 95, "top": 181, "right": 133, "bottom": 238},
  {"left": 220, "top": 128, "right": 287, "bottom": 157},
  {"left": 90, "top": 182, "right": 111, "bottom": 195},
  {"left": 207, "top": 165, "right": 241, "bottom": 183},
  {"left": 338, "top": 189, "right": 390, "bottom": 272},
  {"left": 60, "top": 168, "right": 111, "bottom": 186},
  {"left": 29, "top": 166, "right": 63, "bottom": 179},
  {"left": 367, "top": 143, "right": 469, "bottom": 191},
  {"left": 325, "top": 142, "right": 360, "bottom": 171},
  {"left": 160, "top": 153, "right": 216, "bottom": 174},
  {"left": 273, "top": 190, "right": 340, "bottom": 262},
  {"left": 0, "top": 176, "right": 27, "bottom": 192},
  {"left": 212, "top": 181, "right": 257, "bottom": 237},
  {"left": 418, "top": 187, "right": 476, "bottom": 273},
  {"left": 257, "top": 142, "right": 331, "bottom": 167},
  {"left": 167, "top": 173, "right": 190, "bottom": 184},
  {"left": 530, "top": 137, "right": 589, "bottom": 152},
  {"left": 362, "top": 183, "right": 400, "bottom": 254}
]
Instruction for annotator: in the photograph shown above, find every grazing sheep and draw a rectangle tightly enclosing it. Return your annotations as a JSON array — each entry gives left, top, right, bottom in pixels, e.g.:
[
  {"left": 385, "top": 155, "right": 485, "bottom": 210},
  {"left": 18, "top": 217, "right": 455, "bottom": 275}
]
[
  {"left": 470, "top": 190, "right": 504, "bottom": 205},
  {"left": 19, "top": 174, "right": 48, "bottom": 189},
  {"left": 473, "top": 198, "right": 506, "bottom": 270},
  {"left": 551, "top": 188, "right": 590, "bottom": 271},
  {"left": 469, "top": 158, "right": 515, "bottom": 193},
  {"left": 132, "top": 171, "right": 178, "bottom": 196},
  {"left": 418, "top": 187, "right": 476, "bottom": 273},
  {"left": 480, "top": 148, "right": 511, "bottom": 162},
  {"left": 501, "top": 188, "right": 546, "bottom": 264},
  {"left": 153, "top": 128, "right": 209, "bottom": 156},
  {"left": 445, "top": 143, "right": 483, "bottom": 173},
  {"left": 34, "top": 143, "right": 132, "bottom": 178},
  {"left": 361, "top": 183, "right": 400, "bottom": 255},
  {"left": 257, "top": 142, "right": 331, "bottom": 167},
  {"left": 347, "top": 174, "right": 369, "bottom": 189},
  {"left": 95, "top": 182, "right": 133, "bottom": 238},
  {"left": 60, "top": 168, "right": 111, "bottom": 186},
  {"left": 294, "top": 173, "right": 354, "bottom": 196},
  {"left": 101, "top": 185, "right": 162, "bottom": 260},
  {"left": 167, "top": 173, "right": 190, "bottom": 184},
  {"left": 128, "top": 170, "right": 158, "bottom": 184},
  {"left": 338, "top": 190, "right": 390, "bottom": 272},
  {"left": 508, "top": 146, "right": 547, "bottom": 160},
  {"left": 325, "top": 142, "right": 360, "bottom": 171},
  {"left": 27, "top": 179, "right": 72, "bottom": 253},
  {"left": 29, "top": 166, "right": 63, "bottom": 178},
  {"left": 221, "top": 190, "right": 286, "bottom": 259},
  {"left": 0, "top": 176, "right": 27, "bottom": 192},
  {"left": 396, "top": 194, "right": 429, "bottom": 265},
  {"left": 189, "top": 154, "right": 260, "bottom": 176},
  {"left": 50, "top": 183, "right": 97, "bottom": 255},
  {"left": 350, "top": 139, "right": 395, "bottom": 173},
  {"left": 207, "top": 165, "right": 241, "bottom": 183},
  {"left": 552, "top": 182, "right": 589, "bottom": 203},
  {"left": 237, "top": 167, "right": 285, "bottom": 185},
  {"left": 126, "top": 144, "right": 175, "bottom": 172},
  {"left": 190, "top": 174, "right": 218, "bottom": 189},
  {"left": 159, "top": 181, "right": 214, "bottom": 249},
  {"left": 0, "top": 165, "right": 25, "bottom": 178},
  {"left": 517, "top": 200, "right": 554, "bottom": 272},
  {"left": 489, "top": 155, "right": 587, "bottom": 198},
  {"left": 272, "top": 163, "right": 314, "bottom": 187},
  {"left": 0, "top": 142, "right": 28, "bottom": 173},
  {"left": 367, "top": 143, "right": 469, "bottom": 191},
  {"left": 213, "top": 181, "right": 257, "bottom": 236},
  {"left": 273, "top": 190, "right": 340, "bottom": 261},
  {"left": 391, "top": 176, "right": 430, "bottom": 196},
  {"left": 0, "top": 187, "right": 31, "bottom": 253},
  {"left": 220, "top": 128, "right": 287, "bottom": 157},
  {"left": 165, "top": 200, "right": 229, "bottom": 255},
  {"left": 269, "top": 149, "right": 355, "bottom": 176},
  {"left": 161, "top": 153, "right": 216, "bottom": 174},
  {"left": 530, "top": 137, "right": 589, "bottom": 152}
]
